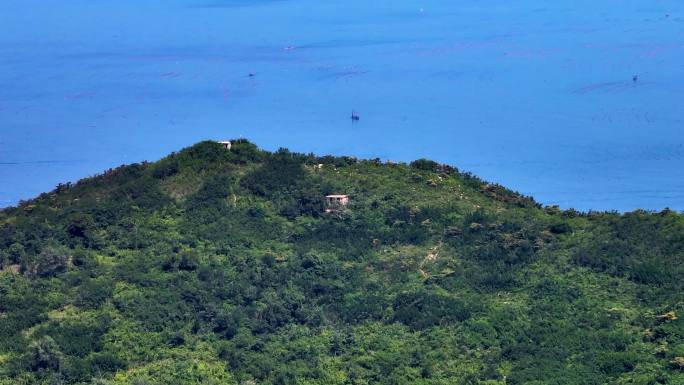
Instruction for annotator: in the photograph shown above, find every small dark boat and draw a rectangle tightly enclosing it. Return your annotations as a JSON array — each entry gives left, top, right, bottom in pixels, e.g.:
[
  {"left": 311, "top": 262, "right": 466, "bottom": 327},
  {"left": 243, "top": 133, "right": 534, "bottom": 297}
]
[{"left": 351, "top": 110, "right": 360, "bottom": 121}]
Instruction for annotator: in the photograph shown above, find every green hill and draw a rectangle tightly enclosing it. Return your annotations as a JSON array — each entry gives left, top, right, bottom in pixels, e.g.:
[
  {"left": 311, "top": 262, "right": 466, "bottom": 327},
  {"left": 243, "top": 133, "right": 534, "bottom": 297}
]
[{"left": 1, "top": 140, "right": 683, "bottom": 385}]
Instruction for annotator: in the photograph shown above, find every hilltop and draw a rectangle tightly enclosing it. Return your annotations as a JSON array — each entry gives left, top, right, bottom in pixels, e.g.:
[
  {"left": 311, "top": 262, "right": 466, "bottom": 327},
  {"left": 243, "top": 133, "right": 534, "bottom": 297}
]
[{"left": 1, "top": 140, "right": 683, "bottom": 385}]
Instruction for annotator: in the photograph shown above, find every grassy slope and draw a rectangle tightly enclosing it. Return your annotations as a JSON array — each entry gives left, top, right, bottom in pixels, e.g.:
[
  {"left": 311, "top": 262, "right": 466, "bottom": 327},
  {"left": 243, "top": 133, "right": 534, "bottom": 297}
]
[{"left": 0, "top": 140, "right": 682, "bottom": 385}]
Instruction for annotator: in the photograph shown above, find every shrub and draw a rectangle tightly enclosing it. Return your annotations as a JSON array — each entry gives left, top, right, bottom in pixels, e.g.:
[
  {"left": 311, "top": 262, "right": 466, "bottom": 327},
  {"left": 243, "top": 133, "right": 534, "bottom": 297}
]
[
  {"left": 152, "top": 160, "right": 180, "bottom": 179},
  {"left": 410, "top": 159, "right": 439, "bottom": 172},
  {"left": 27, "top": 336, "right": 63, "bottom": 371},
  {"left": 549, "top": 222, "right": 571, "bottom": 234},
  {"left": 75, "top": 278, "right": 115, "bottom": 309},
  {"left": 31, "top": 247, "right": 69, "bottom": 278},
  {"left": 393, "top": 290, "right": 471, "bottom": 330}
]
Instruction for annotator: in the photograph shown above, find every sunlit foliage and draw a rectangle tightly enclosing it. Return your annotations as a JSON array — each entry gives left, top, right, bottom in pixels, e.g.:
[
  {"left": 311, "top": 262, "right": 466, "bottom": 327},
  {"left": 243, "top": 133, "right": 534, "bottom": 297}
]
[{"left": 0, "top": 140, "right": 682, "bottom": 384}]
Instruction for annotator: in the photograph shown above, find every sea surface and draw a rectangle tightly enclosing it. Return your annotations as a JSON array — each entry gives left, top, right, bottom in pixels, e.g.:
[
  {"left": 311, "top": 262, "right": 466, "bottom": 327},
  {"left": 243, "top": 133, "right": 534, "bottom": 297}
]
[{"left": 1, "top": 0, "right": 683, "bottom": 211}]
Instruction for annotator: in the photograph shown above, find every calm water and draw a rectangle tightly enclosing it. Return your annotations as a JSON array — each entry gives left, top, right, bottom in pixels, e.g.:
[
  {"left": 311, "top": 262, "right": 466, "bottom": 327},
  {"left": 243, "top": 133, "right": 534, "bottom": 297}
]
[{"left": 1, "top": 0, "right": 683, "bottom": 211}]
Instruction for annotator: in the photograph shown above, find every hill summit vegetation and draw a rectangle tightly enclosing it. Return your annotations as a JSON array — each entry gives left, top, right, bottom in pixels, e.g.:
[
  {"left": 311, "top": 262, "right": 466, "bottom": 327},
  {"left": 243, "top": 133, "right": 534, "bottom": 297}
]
[{"left": 1, "top": 140, "right": 683, "bottom": 385}]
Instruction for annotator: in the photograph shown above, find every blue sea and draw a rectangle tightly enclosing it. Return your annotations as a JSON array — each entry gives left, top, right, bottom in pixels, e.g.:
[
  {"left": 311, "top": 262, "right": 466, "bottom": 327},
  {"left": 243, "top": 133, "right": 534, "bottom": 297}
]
[{"left": 1, "top": 0, "right": 683, "bottom": 211}]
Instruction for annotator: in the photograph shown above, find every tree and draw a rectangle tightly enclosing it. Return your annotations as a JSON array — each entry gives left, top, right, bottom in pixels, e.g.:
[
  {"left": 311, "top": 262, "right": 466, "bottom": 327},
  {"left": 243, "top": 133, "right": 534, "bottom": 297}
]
[
  {"left": 32, "top": 247, "right": 69, "bottom": 278},
  {"left": 27, "top": 336, "right": 63, "bottom": 371}
]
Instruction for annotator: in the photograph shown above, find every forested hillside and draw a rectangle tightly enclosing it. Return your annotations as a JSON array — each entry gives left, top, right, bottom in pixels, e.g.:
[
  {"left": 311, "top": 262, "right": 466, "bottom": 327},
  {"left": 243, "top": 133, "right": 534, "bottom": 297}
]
[{"left": 1, "top": 140, "right": 683, "bottom": 385}]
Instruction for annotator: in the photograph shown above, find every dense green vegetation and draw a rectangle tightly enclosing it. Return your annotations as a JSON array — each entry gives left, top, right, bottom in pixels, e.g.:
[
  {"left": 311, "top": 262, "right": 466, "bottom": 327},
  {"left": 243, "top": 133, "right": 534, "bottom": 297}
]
[{"left": 1, "top": 140, "right": 683, "bottom": 385}]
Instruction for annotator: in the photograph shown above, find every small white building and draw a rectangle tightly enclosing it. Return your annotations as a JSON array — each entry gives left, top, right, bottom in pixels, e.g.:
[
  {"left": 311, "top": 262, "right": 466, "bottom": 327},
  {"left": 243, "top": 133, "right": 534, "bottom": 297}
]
[{"left": 218, "top": 141, "right": 232, "bottom": 150}]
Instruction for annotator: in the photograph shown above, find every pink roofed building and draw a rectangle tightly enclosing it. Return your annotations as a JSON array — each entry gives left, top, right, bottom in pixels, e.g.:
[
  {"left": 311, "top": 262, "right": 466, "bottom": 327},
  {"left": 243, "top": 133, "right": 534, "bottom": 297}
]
[{"left": 325, "top": 194, "right": 349, "bottom": 212}]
